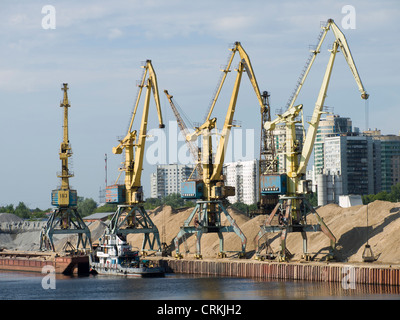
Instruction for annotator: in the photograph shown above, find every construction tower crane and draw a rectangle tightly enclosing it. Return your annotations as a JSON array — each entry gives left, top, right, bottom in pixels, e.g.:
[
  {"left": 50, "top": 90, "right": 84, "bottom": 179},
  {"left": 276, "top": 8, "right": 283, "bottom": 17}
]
[
  {"left": 40, "top": 83, "right": 92, "bottom": 252},
  {"left": 105, "top": 60, "right": 165, "bottom": 255},
  {"left": 164, "top": 90, "right": 202, "bottom": 178},
  {"left": 173, "top": 42, "right": 267, "bottom": 259},
  {"left": 255, "top": 19, "right": 369, "bottom": 262}
]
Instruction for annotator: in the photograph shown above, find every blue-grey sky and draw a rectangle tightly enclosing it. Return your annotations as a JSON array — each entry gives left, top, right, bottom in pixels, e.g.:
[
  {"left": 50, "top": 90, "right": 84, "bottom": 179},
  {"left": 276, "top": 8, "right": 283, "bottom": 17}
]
[{"left": 0, "top": 0, "right": 398, "bottom": 209}]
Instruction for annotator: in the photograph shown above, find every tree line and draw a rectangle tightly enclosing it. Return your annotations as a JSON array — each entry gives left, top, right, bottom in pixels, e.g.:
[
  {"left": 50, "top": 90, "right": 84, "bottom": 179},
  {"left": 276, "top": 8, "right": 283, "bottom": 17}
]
[
  {"left": 4, "top": 183, "right": 400, "bottom": 220},
  {"left": 0, "top": 194, "right": 196, "bottom": 220},
  {"left": 362, "top": 182, "right": 400, "bottom": 204},
  {"left": 0, "top": 197, "right": 99, "bottom": 220}
]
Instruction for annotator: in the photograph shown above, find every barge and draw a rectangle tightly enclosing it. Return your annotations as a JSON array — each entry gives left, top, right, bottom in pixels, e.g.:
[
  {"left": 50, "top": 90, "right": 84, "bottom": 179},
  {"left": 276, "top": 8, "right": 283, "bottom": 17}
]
[{"left": 0, "top": 249, "right": 90, "bottom": 275}]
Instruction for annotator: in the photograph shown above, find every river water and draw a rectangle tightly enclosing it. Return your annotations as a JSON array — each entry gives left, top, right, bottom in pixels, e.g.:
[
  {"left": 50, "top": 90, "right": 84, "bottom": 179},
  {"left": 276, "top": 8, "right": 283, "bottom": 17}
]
[{"left": 0, "top": 271, "right": 399, "bottom": 300}]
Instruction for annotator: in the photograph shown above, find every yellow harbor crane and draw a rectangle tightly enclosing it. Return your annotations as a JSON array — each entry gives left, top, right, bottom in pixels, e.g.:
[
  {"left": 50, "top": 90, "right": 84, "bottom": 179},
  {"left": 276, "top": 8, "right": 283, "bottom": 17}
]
[
  {"left": 40, "top": 83, "right": 92, "bottom": 252},
  {"left": 105, "top": 60, "right": 165, "bottom": 255},
  {"left": 173, "top": 42, "right": 268, "bottom": 259},
  {"left": 255, "top": 19, "right": 369, "bottom": 262}
]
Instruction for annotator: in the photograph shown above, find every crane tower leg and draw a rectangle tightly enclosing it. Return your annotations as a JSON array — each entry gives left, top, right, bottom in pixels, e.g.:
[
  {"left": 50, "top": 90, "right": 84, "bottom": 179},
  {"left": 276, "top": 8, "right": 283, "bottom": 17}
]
[
  {"left": 255, "top": 196, "right": 336, "bottom": 262},
  {"left": 107, "top": 204, "right": 162, "bottom": 255},
  {"left": 173, "top": 200, "right": 246, "bottom": 259},
  {"left": 40, "top": 207, "right": 92, "bottom": 252}
]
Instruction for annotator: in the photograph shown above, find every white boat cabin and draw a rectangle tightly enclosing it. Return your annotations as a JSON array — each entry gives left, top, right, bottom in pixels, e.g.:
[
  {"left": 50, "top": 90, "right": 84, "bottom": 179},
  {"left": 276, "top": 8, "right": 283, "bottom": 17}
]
[{"left": 96, "top": 234, "right": 139, "bottom": 266}]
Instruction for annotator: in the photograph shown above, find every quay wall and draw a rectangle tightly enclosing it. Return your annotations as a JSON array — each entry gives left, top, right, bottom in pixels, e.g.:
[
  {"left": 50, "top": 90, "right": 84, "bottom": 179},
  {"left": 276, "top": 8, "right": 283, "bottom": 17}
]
[{"left": 155, "top": 258, "right": 400, "bottom": 286}]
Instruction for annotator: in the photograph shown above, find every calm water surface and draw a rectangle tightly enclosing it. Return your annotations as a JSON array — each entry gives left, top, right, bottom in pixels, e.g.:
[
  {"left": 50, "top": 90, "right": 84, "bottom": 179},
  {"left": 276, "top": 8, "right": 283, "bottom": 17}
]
[{"left": 0, "top": 271, "right": 399, "bottom": 300}]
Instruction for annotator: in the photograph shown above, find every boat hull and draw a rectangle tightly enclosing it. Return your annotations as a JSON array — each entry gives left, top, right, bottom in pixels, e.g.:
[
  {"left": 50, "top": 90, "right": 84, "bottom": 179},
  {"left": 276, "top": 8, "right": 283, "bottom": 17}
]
[{"left": 90, "top": 262, "right": 165, "bottom": 277}]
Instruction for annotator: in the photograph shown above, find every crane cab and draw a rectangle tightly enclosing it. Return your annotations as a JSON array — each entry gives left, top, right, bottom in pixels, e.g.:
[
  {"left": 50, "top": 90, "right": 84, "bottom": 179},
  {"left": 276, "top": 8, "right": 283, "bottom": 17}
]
[
  {"left": 260, "top": 174, "right": 287, "bottom": 195},
  {"left": 51, "top": 189, "right": 78, "bottom": 207}
]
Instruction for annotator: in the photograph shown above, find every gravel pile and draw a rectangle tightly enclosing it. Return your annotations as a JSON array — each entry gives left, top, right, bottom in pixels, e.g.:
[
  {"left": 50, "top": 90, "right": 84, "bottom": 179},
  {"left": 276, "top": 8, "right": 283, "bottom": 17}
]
[{"left": 0, "top": 213, "right": 23, "bottom": 223}]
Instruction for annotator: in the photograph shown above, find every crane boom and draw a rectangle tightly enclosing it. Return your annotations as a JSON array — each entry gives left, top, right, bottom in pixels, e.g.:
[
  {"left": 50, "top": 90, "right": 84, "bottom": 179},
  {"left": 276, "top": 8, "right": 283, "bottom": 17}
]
[
  {"left": 287, "top": 19, "right": 368, "bottom": 112},
  {"left": 257, "top": 18, "right": 369, "bottom": 262},
  {"left": 113, "top": 60, "right": 165, "bottom": 204},
  {"left": 174, "top": 41, "right": 267, "bottom": 259},
  {"left": 193, "top": 42, "right": 268, "bottom": 185},
  {"left": 297, "top": 19, "right": 368, "bottom": 176},
  {"left": 106, "top": 60, "right": 165, "bottom": 255},
  {"left": 58, "top": 83, "right": 74, "bottom": 191},
  {"left": 205, "top": 42, "right": 267, "bottom": 122},
  {"left": 210, "top": 62, "right": 243, "bottom": 182},
  {"left": 164, "top": 90, "right": 202, "bottom": 177},
  {"left": 329, "top": 21, "right": 368, "bottom": 98},
  {"left": 40, "top": 83, "right": 92, "bottom": 252},
  {"left": 296, "top": 41, "right": 338, "bottom": 176}
]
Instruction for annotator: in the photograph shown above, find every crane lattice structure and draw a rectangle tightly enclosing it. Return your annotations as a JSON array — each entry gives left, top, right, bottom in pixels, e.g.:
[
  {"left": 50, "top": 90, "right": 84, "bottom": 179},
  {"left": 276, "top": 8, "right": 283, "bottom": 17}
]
[
  {"left": 173, "top": 42, "right": 268, "bottom": 259},
  {"left": 255, "top": 90, "right": 280, "bottom": 215},
  {"left": 164, "top": 90, "right": 202, "bottom": 179},
  {"left": 105, "top": 60, "right": 165, "bottom": 256},
  {"left": 40, "top": 83, "right": 92, "bottom": 252},
  {"left": 255, "top": 19, "right": 369, "bottom": 262}
]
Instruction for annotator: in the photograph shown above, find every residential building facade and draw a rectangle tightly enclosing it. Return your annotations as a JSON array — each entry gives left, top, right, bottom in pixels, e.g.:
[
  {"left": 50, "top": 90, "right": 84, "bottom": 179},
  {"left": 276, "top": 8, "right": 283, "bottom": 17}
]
[
  {"left": 314, "top": 114, "right": 352, "bottom": 174},
  {"left": 374, "top": 135, "right": 400, "bottom": 192},
  {"left": 150, "top": 164, "right": 195, "bottom": 198},
  {"left": 224, "top": 159, "right": 259, "bottom": 205},
  {"left": 323, "top": 133, "right": 374, "bottom": 196}
]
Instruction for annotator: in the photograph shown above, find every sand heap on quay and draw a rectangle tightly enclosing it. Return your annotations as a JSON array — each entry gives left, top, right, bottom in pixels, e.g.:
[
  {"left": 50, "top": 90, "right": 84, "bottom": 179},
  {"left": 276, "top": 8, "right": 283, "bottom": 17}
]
[
  {"left": 129, "top": 200, "right": 400, "bottom": 264},
  {"left": 1, "top": 200, "right": 400, "bottom": 264}
]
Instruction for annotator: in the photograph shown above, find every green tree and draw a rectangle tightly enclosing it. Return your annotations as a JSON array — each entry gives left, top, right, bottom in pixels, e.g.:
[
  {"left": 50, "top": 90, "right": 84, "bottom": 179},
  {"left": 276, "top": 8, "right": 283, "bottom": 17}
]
[
  {"left": 362, "top": 182, "right": 400, "bottom": 204},
  {"left": 77, "top": 197, "right": 97, "bottom": 217},
  {"left": 30, "top": 207, "right": 49, "bottom": 220},
  {"left": 0, "top": 204, "right": 14, "bottom": 213},
  {"left": 164, "top": 193, "right": 185, "bottom": 208},
  {"left": 305, "top": 192, "right": 318, "bottom": 207},
  {"left": 231, "top": 202, "right": 249, "bottom": 214},
  {"left": 143, "top": 194, "right": 195, "bottom": 210},
  {"left": 389, "top": 183, "right": 400, "bottom": 202},
  {"left": 95, "top": 203, "right": 118, "bottom": 213},
  {"left": 143, "top": 197, "right": 162, "bottom": 210},
  {"left": 14, "top": 202, "right": 30, "bottom": 219}
]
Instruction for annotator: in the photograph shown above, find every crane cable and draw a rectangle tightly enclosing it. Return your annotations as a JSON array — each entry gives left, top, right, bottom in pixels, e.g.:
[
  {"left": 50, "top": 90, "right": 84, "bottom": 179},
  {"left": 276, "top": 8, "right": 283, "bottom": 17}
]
[{"left": 365, "top": 98, "right": 369, "bottom": 131}]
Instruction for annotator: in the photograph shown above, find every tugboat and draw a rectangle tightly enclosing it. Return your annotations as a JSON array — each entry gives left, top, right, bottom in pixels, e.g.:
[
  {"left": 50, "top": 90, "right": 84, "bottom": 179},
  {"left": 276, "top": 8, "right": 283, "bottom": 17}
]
[{"left": 90, "top": 234, "right": 165, "bottom": 277}]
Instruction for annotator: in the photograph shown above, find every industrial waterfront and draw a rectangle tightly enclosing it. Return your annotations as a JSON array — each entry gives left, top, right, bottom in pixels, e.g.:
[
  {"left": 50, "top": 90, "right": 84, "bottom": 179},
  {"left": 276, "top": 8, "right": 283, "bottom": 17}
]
[{"left": 1, "top": 2, "right": 400, "bottom": 304}]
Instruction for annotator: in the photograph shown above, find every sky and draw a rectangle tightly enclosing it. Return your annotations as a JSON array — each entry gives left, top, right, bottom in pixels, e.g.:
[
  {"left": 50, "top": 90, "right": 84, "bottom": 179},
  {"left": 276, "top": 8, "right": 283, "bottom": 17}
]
[{"left": 0, "top": 0, "right": 399, "bottom": 209}]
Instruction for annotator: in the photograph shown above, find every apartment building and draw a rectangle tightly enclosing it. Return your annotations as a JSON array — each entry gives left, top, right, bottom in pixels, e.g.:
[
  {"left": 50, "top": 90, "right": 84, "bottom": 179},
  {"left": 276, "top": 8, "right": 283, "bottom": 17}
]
[
  {"left": 373, "top": 135, "right": 400, "bottom": 192},
  {"left": 150, "top": 164, "right": 195, "bottom": 198},
  {"left": 224, "top": 159, "right": 259, "bottom": 205},
  {"left": 323, "top": 133, "right": 374, "bottom": 196},
  {"left": 314, "top": 114, "right": 352, "bottom": 174}
]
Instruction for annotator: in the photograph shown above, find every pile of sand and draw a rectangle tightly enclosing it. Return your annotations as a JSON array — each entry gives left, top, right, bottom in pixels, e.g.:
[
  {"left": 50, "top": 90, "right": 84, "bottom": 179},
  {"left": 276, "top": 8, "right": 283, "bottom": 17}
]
[
  {"left": 313, "top": 201, "right": 400, "bottom": 264},
  {"left": 127, "top": 200, "right": 400, "bottom": 264},
  {"left": 2, "top": 200, "right": 400, "bottom": 264}
]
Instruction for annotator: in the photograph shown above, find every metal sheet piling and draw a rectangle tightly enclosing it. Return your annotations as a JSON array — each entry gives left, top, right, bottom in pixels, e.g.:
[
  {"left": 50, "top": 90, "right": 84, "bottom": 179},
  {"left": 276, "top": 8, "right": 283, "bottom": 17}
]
[{"left": 149, "top": 257, "right": 400, "bottom": 287}]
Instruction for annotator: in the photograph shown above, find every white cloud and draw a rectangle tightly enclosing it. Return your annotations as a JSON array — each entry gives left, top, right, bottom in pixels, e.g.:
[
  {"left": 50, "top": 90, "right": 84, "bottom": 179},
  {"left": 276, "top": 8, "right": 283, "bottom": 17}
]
[{"left": 107, "top": 27, "right": 123, "bottom": 39}]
